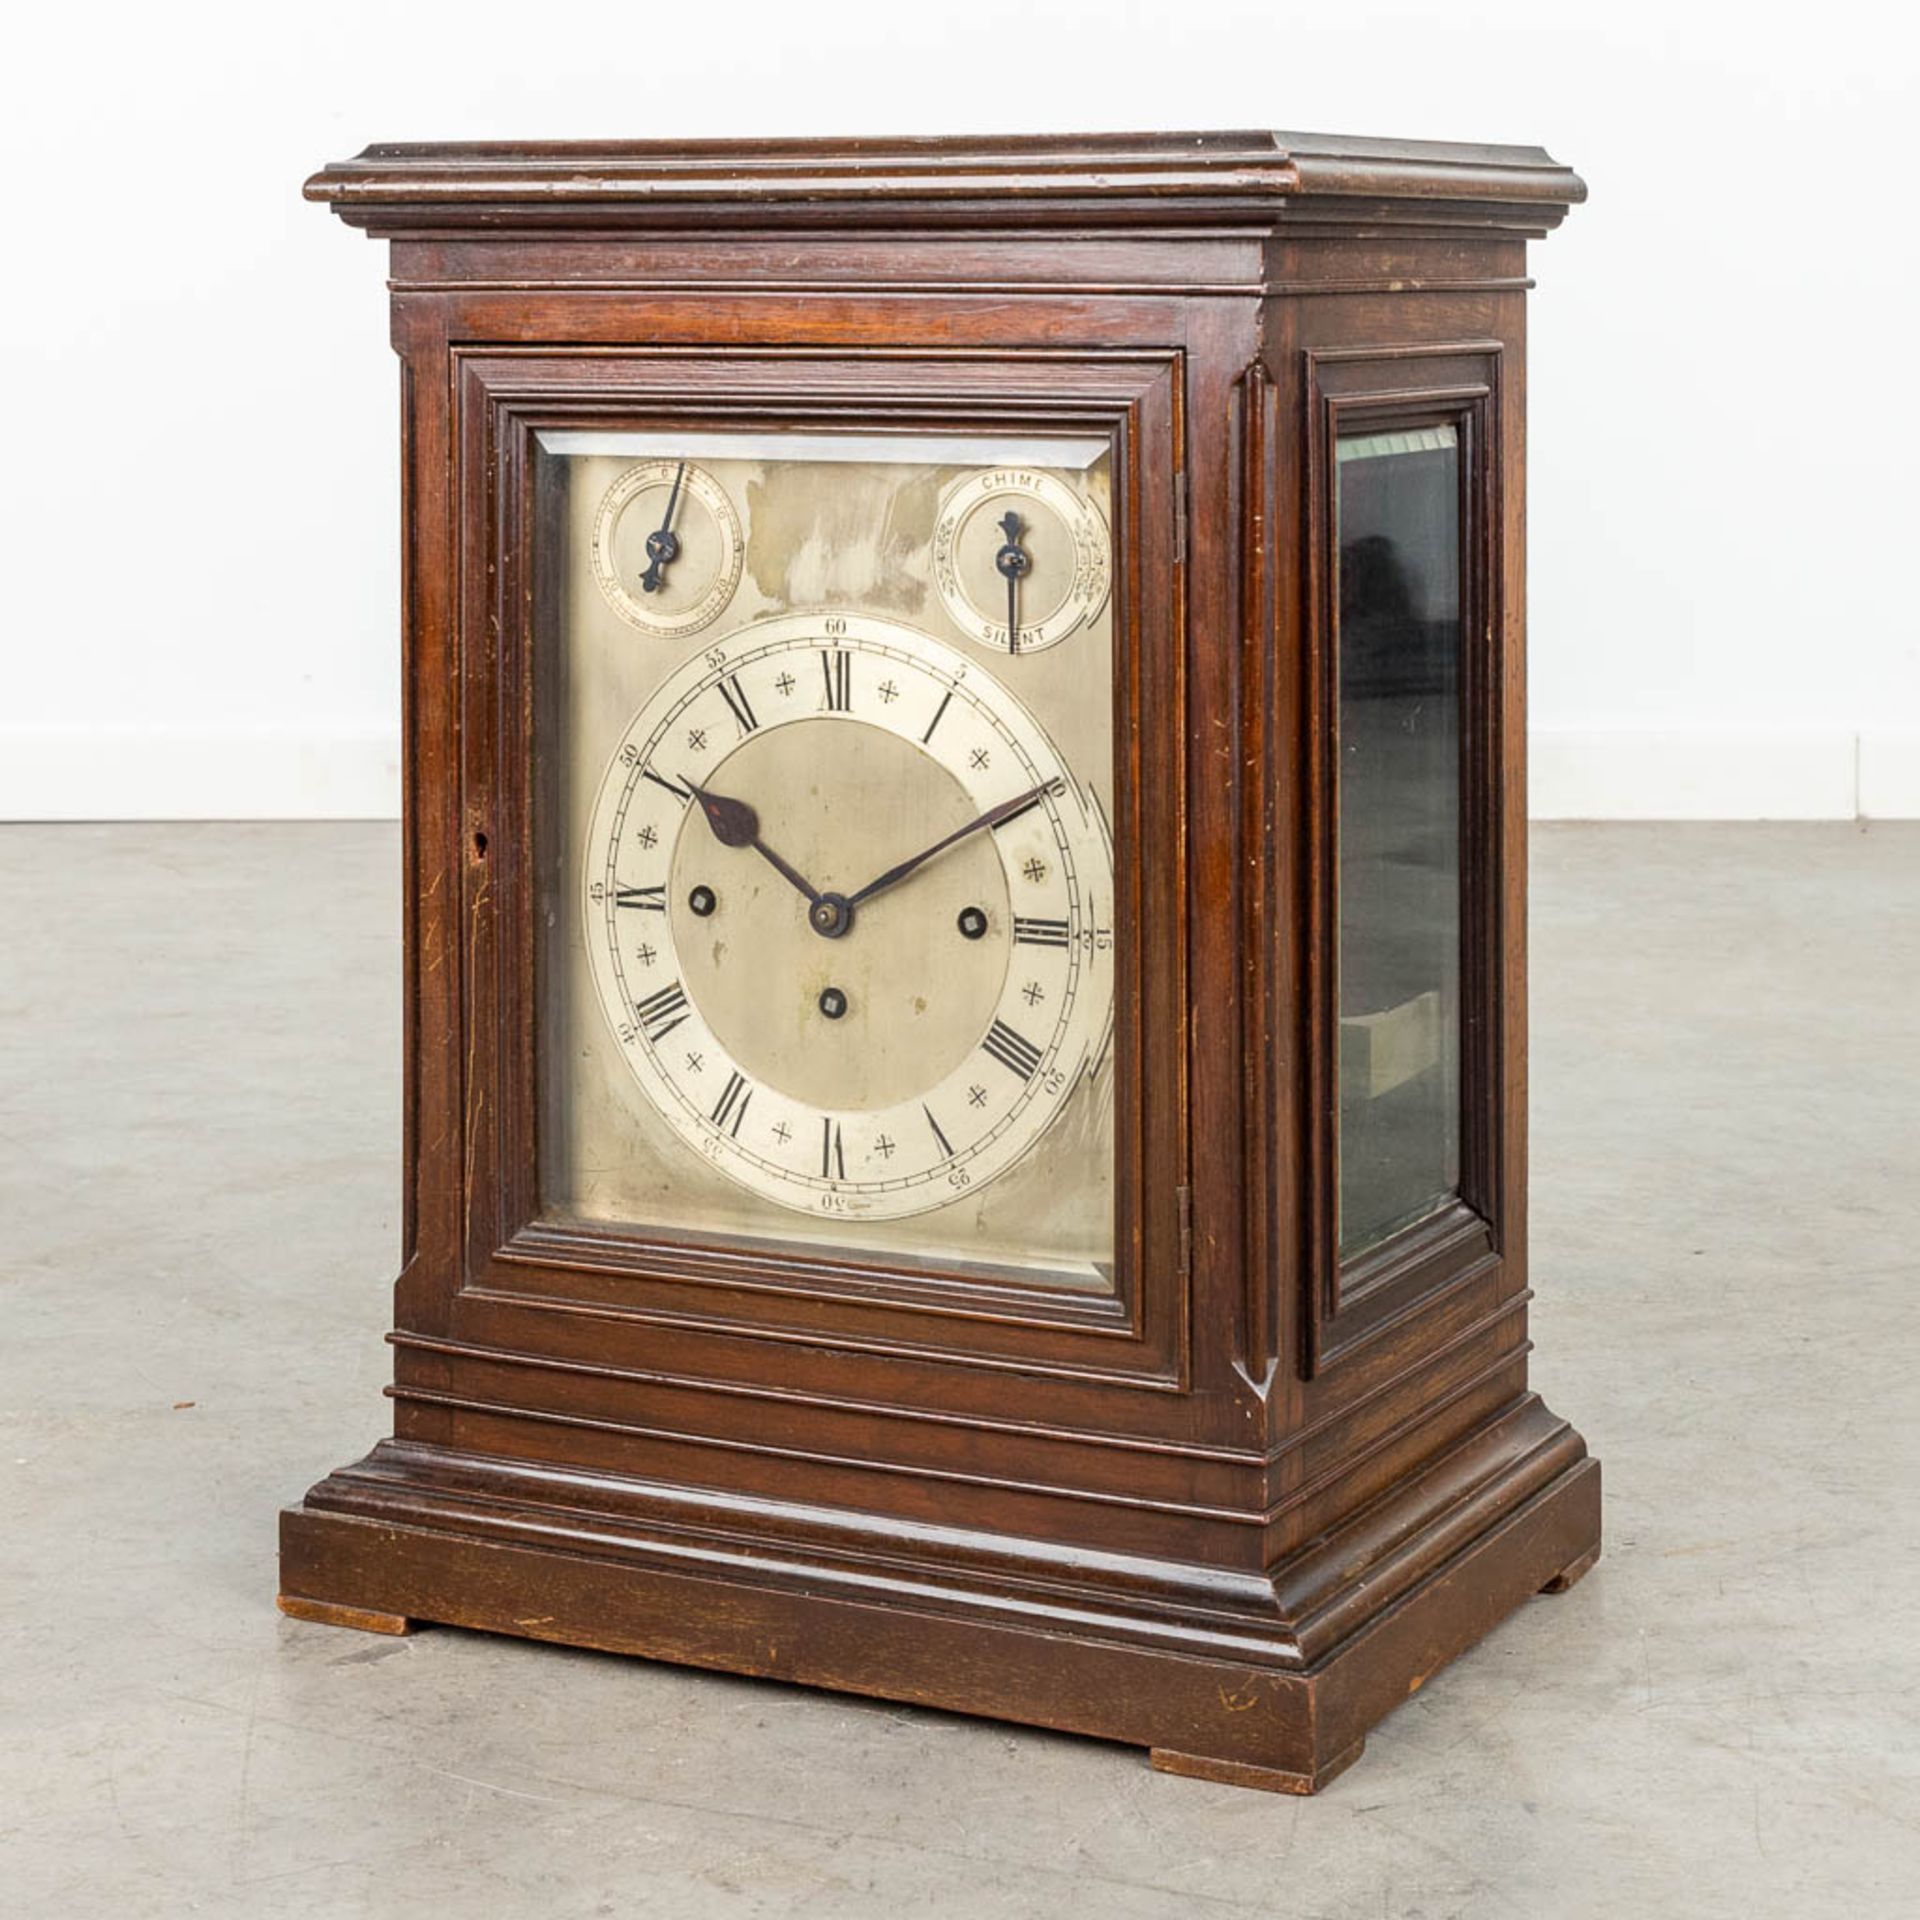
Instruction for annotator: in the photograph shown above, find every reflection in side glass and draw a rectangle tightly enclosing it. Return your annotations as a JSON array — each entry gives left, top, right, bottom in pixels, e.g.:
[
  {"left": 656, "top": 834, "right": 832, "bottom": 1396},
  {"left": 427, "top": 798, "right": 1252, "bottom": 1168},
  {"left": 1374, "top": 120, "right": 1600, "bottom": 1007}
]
[{"left": 1336, "top": 425, "right": 1463, "bottom": 1259}]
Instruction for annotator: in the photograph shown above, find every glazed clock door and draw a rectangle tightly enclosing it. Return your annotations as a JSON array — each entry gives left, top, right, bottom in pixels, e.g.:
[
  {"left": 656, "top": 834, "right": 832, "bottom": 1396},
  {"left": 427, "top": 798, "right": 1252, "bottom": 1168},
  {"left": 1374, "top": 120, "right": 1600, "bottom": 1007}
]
[{"left": 457, "top": 351, "right": 1183, "bottom": 1373}]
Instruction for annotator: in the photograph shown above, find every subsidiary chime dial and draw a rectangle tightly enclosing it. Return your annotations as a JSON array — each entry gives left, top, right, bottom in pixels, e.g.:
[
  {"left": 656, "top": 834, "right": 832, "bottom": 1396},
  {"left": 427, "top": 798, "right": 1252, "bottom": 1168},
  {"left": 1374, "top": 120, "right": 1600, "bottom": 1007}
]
[
  {"left": 584, "top": 612, "right": 1115, "bottom": 1220},
  {"left": 932, "top": 467, "right": 1112, "bottom": 654},
  {"left": 592, "top": 459, "right": 744, "bottom": 637}
]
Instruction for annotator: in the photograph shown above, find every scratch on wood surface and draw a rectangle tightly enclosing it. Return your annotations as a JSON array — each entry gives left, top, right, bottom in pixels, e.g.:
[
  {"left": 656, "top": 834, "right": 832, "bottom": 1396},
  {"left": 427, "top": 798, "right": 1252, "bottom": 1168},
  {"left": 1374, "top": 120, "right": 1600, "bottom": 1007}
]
[
  {"left": 462, "top": 1085, "right": 486, "bottom": 1250},
  {"left": 461, "top": 878, "right": 490, "bottom": 1246},
  {"left": 1217, "top": 1678, "right": 1261, "bottom": 1713},
  {"left": 421, "top": 867, "right": 446, "bottom": 974}
]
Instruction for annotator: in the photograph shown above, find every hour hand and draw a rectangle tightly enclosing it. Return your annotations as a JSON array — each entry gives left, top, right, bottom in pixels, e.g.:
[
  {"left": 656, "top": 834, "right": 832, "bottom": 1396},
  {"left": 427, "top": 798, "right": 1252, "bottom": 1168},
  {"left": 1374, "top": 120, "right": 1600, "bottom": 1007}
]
[
  {"left": 685, "top": 781, "right": 821, "bottom": 907},
  {"left": 687, "top": 782, "right": 759, "bottom": 851}
]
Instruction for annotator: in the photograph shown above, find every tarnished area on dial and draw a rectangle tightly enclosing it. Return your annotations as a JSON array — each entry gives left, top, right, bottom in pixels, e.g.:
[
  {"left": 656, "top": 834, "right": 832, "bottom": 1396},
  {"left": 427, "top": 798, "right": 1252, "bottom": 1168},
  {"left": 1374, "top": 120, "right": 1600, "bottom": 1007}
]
[
  {"left": 535, "top": 432, "right": 1117, "bottom": 1283},
  {"left": 743, "top": 464, "right": 939, "bottom": 616}
]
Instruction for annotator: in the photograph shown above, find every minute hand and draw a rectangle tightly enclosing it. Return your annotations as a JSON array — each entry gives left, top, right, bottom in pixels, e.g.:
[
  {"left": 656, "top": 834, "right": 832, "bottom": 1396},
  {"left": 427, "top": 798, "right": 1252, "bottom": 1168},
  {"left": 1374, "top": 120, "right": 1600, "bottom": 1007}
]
[{"left": 847, "top": 781, "right": 1057, "bottom": 909}]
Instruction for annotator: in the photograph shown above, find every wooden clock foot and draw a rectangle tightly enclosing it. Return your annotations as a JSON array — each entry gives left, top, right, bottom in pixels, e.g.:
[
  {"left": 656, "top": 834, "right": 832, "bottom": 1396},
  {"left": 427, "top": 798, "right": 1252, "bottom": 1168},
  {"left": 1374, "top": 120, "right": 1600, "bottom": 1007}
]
[
  {"left": 1539, "top": 1544, "right": 1601, "bottom": 1594},
  {"left": 277, "top": 1592, "right": 416, "bottom": 1636},
  {"left": 1150, "top": 1737, "right": 1366, "bottom": 1797}
]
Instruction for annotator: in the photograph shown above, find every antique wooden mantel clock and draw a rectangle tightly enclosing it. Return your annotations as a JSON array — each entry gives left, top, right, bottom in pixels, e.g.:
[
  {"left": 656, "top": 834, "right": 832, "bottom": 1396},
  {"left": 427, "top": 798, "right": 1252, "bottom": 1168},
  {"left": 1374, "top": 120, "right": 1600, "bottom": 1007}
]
[{"left": 281, "top": 130, "right": 1597, "bottom": 1793}]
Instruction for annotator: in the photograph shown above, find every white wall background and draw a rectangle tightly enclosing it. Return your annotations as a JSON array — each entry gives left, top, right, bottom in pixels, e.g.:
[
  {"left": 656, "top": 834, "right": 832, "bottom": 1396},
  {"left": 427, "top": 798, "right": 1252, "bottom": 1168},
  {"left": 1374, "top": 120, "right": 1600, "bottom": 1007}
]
[{"left": 2, "top": 0, "right": 1915, "bottom": 820}]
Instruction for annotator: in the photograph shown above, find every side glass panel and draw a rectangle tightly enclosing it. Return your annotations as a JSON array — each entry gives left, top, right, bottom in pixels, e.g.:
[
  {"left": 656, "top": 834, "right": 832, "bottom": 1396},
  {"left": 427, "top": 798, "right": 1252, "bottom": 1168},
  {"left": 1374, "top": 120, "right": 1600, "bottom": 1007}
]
[
  {"left": 1335, "top": 424, "right": 1463, "bottom": 1258},
  {"left": 530, "top": 430, "right": 1119, "bottom": 1289}
]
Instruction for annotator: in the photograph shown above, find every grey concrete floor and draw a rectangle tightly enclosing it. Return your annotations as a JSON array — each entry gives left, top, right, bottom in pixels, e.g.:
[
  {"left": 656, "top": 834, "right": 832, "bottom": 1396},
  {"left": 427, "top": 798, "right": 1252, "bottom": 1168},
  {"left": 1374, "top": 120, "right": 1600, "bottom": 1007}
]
[{"left": 2, "top": 822, "right": 1916, "bottom": 1917}]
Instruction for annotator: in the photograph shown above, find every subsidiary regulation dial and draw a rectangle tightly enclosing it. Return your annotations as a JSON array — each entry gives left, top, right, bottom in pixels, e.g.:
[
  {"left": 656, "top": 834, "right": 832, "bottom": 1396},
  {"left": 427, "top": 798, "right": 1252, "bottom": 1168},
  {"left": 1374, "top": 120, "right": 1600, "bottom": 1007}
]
[
  {"left": 592, "top": 459, "right": 744, "bottom": 637},
  {"left": 932, "top": 466, "right": 1112, "bottom": 655}
]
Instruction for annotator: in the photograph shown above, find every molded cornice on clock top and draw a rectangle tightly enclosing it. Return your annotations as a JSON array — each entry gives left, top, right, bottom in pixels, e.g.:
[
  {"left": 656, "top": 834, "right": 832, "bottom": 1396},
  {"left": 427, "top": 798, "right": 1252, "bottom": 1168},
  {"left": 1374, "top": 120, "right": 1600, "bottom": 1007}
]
[{"left": 305, "top": 129, "right": 1587, "bottom": 236}]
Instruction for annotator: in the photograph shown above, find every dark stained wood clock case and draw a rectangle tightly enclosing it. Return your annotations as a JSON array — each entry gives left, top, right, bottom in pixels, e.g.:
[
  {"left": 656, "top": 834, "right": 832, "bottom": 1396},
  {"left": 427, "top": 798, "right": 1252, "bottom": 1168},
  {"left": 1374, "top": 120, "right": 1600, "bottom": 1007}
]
[{"left": 281, "top": 131, "right": 1598, "bottom": 1794}]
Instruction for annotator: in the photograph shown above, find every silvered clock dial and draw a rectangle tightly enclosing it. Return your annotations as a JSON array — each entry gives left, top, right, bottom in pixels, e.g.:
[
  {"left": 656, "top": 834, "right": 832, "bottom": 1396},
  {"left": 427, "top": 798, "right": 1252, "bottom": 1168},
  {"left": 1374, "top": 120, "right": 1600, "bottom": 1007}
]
[
  {"left": 538, "top": 428, "right": 1117, "bottom": 1281},
  {"left": 583, "top": 613, "right": 1113, "bottom": 1220}
]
